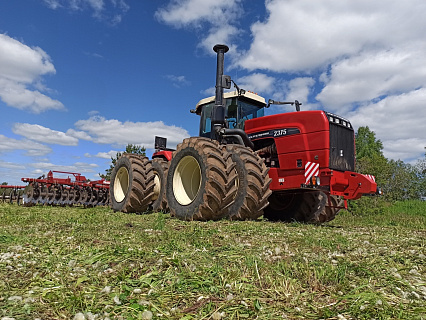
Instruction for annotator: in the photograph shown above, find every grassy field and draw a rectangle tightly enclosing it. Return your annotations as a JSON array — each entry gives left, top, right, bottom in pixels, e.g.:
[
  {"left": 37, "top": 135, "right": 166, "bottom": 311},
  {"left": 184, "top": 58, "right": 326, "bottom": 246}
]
[{"left": 0, "top": 201, "right": 425, "bottom": 320}]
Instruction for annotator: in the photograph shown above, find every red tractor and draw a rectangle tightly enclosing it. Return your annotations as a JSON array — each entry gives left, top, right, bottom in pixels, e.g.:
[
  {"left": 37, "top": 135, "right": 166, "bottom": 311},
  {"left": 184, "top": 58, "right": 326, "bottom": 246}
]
[{"left": 109, "top": 44, "right": 378, "bottom": 223}]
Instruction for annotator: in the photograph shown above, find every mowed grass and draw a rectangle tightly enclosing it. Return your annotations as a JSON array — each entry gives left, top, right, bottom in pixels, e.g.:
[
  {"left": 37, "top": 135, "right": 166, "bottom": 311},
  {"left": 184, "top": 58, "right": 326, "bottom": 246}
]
[{"left": 0, "top": 201, "right": 425, "bottom": 320}]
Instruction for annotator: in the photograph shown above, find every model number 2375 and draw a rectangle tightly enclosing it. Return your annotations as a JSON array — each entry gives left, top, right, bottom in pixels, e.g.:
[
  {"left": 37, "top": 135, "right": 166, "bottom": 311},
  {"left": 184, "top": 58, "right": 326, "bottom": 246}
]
[{"left": 273, "top": 129, "right": 287, "bottom": 137}]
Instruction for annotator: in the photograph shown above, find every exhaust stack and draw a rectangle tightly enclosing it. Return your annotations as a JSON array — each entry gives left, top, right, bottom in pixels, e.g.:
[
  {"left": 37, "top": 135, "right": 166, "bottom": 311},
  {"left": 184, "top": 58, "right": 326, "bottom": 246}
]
[{"left": 212, "top": 44, "right": 230, "bottom": 132}]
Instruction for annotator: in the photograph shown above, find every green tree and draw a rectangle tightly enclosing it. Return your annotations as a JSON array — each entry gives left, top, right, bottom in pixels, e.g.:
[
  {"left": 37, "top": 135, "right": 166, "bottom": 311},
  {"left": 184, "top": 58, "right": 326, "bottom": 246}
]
[
  {"left": 413, "top": 148, "right": 426, "bottom": 198},
  {"left": 355, "top": 126, "right": 383, "bottom": 159},
  {"left": 383, "top": 159, "right": 418, "bottom": 201},
  {"left": 1, "top": 182, "right": 7, "bottom": 185},
  {"left": 355, "top": 126, "right": 388, "bottom": 186},
  {"left": 350, "top": 126, "right": 388, "bottom": 214},
  {"left": 100, "top": 144, "right": 146, "bottom": 181},
  {"left": 355, "top": 127, "right": 422, "bottom": 201}
]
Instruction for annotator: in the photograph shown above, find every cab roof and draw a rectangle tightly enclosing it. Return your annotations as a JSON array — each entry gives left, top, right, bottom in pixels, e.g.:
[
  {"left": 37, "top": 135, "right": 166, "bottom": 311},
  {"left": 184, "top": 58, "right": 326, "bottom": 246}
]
[{"left": 195, "top": 90, "right": 267, "bottom": 115}]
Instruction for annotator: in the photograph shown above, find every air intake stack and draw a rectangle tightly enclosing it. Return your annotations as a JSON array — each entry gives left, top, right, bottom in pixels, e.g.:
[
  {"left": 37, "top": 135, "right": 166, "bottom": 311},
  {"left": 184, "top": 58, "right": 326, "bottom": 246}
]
[{"left": 212, "top": 44, "right": 230, "bottom": 134}]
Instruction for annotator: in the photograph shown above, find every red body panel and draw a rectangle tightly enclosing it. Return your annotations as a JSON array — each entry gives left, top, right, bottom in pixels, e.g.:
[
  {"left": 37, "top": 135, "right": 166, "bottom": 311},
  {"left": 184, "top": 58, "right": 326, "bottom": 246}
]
[
  {"left": 321, "top": 170, "right": 377, "bottom": 200},
  {"left": 152, "top": 150, "right": 173, "bottom": 161},
  {"left": 245, "top": 110, "right": 377, "bottom": 200}
]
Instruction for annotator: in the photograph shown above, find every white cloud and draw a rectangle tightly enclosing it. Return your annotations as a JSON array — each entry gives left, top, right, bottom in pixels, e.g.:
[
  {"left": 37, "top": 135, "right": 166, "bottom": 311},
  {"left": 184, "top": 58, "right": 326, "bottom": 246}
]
[
  {"left": 0, "top": 34, "right": 55, "bottom": 83},
  {"left": 29, "top": 161, "right": 99, "bottom": 174},
  {"left": 156, "top": 0, "right": 242, "bottom": 51},
  {"left": 156, "top": 0, "right": 238, "bottom": 27},
  {"left": 382, "top": 138, "right": 426, "bottom": 163},
  {"left": 43, "top": 0, "right": 62, "bottom": 9},
  {"left": 165, "top": 75, "right": 191, "bottom": 88},
  {"left": 236, "top": 73, "right": 276, "bottom": 95},
  {"left": 66, "top": 129, "right": 93, "bottom": 140},
  {"left": 346, "top": 88, "right": 426, "bottom": 161},
  {"left": 12, "top": 123, "right": 79, "bottom": 146},
  {"left": 317, "top": 45, "right": 426, "bottom": 111},
  {"left": 233, "top": 74, "right": 316, "bottom": 110},
  {"left": 43, "top": 0, "right": 129, "bottom": 25},
  {"left": 199, "top": 25, "right": 239, "bottom": 53},
  {"left": 283, "top": 77, "right": 315, "bottom": 102},
  {"left": 93, "top": 150, "right": 118, "bottom": 159},
  {"left": 0, "top": 160, "right": 26, "bottom": 170},
  {"left": 0, "top": 34, "right": 65, "bottom": 113},
  {"left": 70, "top": 115, "right": 189, "bottom": 149},
  {"left": 0, "top": 134, "right": 51, "bottom": 157},
  {"left": 236, "top": 0, "right": 426, "bottom": 73}
]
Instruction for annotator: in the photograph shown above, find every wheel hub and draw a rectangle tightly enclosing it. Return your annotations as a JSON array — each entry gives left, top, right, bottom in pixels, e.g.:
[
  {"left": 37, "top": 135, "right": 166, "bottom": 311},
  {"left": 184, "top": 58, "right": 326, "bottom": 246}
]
[
  {"left": 173, "top": 156, "right": 201, "bottom": 205},
  {"left": 114, "top": 167, "right": 129, "bottom": 203}
]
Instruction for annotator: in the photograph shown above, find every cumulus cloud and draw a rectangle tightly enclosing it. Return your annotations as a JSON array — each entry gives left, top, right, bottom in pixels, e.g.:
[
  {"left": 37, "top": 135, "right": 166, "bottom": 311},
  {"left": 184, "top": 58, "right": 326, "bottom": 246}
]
[
  {"left": 281, "top": 77, "right": 315, "bottom": 103},
  {"left": 346, "top": 88, "right": 426, "bottom": 161},
  {"left": 165, "top": 75, "right": 191, "bottom": 88},
  {"left": 0, "top": 160, "right": 26, "bottom": 170},
  {"left": 43, "top": 0, "right": 129, "bottom": 25},
  {"left": 29, "top": 161, "right": 99, "bottom": 174},
  {"left": 232, "top": 74, "right": 316, "bottom": 109},
  {"left": 317, "top": 45, "right": 426, "bottom": 111},
  {"left": 236, "top": 73, "right": 276, "bottom": 95},
  {"left": 12, "top": 123, "right": 79, "bottom": 146},
  {"left": 236, "top": 0, "right": 426, "bottom": 72},
  {"left": 0, "top": 134, "right": 51, "bottom": 157},
  {"left": 0, "top": 34, "right": 65, "bottom": 113},
  {"left": 69, "top": 115, "right": 189, "bottom": 149},
  {"left": 156, "top": 0, "right": 242, "bottom": 51},
  {"left": 86, "top": 150, "right": 118, "bottom": 159}
]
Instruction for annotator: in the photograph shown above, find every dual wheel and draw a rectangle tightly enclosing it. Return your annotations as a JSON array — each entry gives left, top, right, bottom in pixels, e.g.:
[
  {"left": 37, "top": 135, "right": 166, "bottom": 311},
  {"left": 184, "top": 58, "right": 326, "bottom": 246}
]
[
  {"left": 263, "top": 191, "right": 344, "bottom": 223},
  {"left": 109, "top": 137, "right": 272, "bottom": 221},
  {"left": 110, "top": 154, "right": 168, "bottom": 213},
  {"left": 165, "top": 138, "right": 271, "bottom": 221}
]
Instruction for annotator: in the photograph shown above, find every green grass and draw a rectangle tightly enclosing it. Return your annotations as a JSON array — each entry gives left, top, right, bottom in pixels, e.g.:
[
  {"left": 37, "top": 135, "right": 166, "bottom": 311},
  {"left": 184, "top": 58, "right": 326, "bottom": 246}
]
[{"left": 0, "top": 202, "right": 425, "bottom": 320}]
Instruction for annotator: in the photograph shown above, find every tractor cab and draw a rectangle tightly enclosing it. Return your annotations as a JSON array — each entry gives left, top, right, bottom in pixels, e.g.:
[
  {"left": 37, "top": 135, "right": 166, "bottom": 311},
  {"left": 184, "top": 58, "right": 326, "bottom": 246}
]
[{"left": 194, "top": 90, "right": 266, "bottom": 138}]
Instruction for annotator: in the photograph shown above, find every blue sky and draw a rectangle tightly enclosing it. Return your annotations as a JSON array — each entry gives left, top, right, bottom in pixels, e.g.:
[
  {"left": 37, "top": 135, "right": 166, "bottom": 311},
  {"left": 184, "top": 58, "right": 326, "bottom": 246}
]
[{"left": 1, "top": 0, "right": 426, "bottom": 185}]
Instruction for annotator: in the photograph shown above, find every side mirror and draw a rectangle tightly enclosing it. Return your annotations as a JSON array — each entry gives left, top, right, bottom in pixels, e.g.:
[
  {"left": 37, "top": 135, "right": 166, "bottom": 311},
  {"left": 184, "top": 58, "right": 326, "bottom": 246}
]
[{"left": 222, "top": 75, "right": 232, "bottom": 89}]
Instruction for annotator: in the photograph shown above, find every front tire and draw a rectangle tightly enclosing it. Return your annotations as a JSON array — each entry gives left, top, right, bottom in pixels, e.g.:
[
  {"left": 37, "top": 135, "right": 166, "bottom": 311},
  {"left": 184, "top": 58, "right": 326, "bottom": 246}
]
[
  {"left": 110, "top": 154, "right": 155, "bottom": 213},
  {"left": 224, "top": 145, "right": 272, "bottom": 220},
  {"left": 150, "top": 158, "right": 169, "bottom": 212},
  {"left": 166, "top": 137, "right": 235, "bottom": 221}
]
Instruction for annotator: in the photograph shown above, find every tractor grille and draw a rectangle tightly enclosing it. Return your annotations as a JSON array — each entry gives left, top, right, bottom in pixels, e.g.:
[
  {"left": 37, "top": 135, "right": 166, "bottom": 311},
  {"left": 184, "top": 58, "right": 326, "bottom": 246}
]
[{"left": 327, "top": 113, "right": 355, "bottom": 172}]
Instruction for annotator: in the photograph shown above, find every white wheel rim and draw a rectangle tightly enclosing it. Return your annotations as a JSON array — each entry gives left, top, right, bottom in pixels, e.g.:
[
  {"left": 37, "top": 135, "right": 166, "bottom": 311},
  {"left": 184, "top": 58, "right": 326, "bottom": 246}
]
[
  {"left": 153, "top": 173, "right": 160, "bottom": 201},
  {"left": 173, "top": 156, "right": 201, "bottom": 205},
  {"left": 114, "top": 166, "right": 129, "bottom": 203}
]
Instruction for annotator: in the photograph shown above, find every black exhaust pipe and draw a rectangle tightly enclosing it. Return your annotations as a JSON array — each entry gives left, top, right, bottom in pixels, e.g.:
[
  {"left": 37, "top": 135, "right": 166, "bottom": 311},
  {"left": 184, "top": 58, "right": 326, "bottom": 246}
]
[
  {"left": 211, "top": 44, "right": 254, "bottom": 149},
  {"left": 212, "top": 44, "right": 229, "bottom": 133}
]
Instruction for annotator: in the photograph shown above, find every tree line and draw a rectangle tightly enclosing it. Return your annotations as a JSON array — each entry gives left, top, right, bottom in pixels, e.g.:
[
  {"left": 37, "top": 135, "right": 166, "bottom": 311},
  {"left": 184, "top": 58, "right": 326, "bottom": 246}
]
[{"left": 355, "top": 126, "right": 426, "bottom": 201}]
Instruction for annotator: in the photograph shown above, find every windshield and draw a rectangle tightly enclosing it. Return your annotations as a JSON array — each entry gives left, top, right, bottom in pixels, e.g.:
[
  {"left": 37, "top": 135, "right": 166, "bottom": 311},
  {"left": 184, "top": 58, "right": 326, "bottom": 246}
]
[{"left": 199, "top": 97, "right": 264, "bottom": 137}]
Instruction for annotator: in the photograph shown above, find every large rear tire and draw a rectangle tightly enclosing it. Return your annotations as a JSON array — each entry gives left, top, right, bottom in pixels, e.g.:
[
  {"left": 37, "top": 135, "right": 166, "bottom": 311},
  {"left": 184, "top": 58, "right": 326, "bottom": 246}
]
[
  {"left": 110, "top": 154, "right": 155, "bottom": 213},
  {"left": 322, "top": 195, "right": 344, "bottom": 223},
  {"left": 224, "top": 145, "right": 272, "bottom": 220},
  {"left": 263, "top": 192, "right": 303, "bottom": 221},
  {"left": 150, "top": 158, "right": 169, "bottom": 212},
  {"left": 166, "top": 137, "right": 236, "bottom": 221},
  {"left": 292, "top": 191, "right": 327, "bottom": 224}
]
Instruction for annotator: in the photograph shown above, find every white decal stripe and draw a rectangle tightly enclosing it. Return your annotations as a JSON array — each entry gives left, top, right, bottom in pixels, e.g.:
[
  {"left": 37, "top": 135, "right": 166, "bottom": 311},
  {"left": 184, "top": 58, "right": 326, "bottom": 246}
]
[
  {"left": 305, "top": 164, "right": 316, "bottom": 178},
  {"left": 305, "top": 162, "right": 319, "bottom": 184},
  {"left": 363, "top": 174, "right": 376, "bottom": 182}
]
